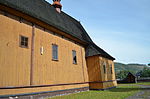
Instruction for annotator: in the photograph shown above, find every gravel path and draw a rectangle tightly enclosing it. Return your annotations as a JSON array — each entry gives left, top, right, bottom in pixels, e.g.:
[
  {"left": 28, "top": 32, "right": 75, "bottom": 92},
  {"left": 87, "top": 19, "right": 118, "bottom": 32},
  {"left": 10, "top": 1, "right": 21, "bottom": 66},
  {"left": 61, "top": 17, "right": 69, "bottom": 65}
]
[{"left": 126, "top": 85, "right": 150, "bottom": 99}]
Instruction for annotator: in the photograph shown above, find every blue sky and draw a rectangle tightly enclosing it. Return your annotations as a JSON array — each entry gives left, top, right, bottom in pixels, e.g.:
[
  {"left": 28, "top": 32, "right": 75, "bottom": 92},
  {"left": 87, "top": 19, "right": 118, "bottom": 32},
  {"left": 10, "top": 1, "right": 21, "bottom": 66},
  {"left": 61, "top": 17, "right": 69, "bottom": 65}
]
[{"left": 46, "top": 0, "right": 150, "bottom": 64}]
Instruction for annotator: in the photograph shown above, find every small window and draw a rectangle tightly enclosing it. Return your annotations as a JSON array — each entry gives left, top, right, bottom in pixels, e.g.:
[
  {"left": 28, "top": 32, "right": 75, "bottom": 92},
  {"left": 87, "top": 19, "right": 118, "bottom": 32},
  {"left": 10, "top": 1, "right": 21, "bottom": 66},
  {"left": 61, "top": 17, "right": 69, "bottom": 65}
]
[
  {"left": 110, "top": 64, "right": 113, "bottom": 74},
  {"left": 52, "top": 44, "right": 58, "bottom": 60},
  {"left": 72, "top": 50, "right": 77, "bottom": 64},
  {"left": 103, "top": 62, "right": 106, "bottom": 74},
  {"left": 20, "top": 36, "right": 28, "bottom": 48}
]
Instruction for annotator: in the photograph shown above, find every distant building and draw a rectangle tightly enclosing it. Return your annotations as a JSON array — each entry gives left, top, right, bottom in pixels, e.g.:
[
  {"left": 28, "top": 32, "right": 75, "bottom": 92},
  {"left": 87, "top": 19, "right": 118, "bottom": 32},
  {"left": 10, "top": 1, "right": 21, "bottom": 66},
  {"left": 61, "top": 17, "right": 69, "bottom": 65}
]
[
  {"left": 118, "top": 72, "right": 137, "bottom": 83},
  {"left": 136, "top": 71, "right": 142, "bottom": 80},
  {"left": 0, "top": 0, "right": 117, "bottom": 98}
]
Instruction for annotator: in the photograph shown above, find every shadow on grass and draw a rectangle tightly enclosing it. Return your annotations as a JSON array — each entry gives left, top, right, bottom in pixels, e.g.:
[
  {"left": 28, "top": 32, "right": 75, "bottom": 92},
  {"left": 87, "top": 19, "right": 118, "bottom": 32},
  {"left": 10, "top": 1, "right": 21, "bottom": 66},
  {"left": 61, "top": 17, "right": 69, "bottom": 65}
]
[{"left": 109, "top": 87, "right": 150, "bottom": 92}]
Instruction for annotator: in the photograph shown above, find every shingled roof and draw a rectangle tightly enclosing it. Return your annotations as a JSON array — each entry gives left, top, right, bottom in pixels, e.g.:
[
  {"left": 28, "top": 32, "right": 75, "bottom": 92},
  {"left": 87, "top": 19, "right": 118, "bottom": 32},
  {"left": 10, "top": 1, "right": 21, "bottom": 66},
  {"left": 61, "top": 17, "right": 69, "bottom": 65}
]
[{"left": 0, "top": 0, "right": 115, "bottom": 60}]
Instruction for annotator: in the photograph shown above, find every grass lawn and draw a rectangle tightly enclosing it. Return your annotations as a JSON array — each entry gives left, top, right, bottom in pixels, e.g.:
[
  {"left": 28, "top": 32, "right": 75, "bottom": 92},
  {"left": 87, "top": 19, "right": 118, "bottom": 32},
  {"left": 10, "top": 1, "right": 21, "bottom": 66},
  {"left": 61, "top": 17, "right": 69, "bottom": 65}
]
[
  {"left": 47, "top": 84, "right": 140, "bottom": 99},
  {"left": 137, "top": 82, "right": 150, "bottom": 85}
]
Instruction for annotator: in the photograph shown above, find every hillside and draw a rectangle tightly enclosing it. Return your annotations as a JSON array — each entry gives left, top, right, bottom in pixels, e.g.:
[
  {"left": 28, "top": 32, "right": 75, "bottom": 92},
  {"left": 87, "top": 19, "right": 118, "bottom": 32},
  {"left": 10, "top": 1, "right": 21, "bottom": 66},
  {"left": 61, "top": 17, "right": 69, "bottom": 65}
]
[{"left": 114, "top": 62, "right": 147, "bottom": 74}]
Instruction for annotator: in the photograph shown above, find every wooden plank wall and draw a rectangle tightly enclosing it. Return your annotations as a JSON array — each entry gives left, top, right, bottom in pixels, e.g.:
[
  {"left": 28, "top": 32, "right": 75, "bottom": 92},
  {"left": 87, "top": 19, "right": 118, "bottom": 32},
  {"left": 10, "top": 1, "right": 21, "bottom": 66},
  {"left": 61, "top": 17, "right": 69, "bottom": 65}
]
[
  {"left": 86, "top": 56, "right": 117, "bottom": 89},
  {"left": 0, "top": 11, "right": 32, "bottom": 87},
  {"left": 32, "top": 25, "right": 89, "bottom": 85},
  {"left": 86, "top": 56, "right": 103, "bottom": 89},
  {"left": 0, "top": 10, "right": 89, "bottom": 96},
  {"left": 99, "top": 56, "right": 117, "bottom": 89},
  {"left": 99, "top": 57, "right": 116, "bottom": 81},
  {"left": 86, "top": 56, "right": 101, "bottom": 82}
]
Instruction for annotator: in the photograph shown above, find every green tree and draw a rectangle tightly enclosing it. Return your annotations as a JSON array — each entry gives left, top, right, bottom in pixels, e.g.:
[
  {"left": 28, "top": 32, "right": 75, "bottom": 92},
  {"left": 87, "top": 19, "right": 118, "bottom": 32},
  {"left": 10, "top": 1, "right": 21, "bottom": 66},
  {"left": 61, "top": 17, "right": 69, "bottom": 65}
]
[
  {"left": 148, "top": 63, "right": 150, "bottom": 66},
  {"left": 141, "top": 67, "right": 150, "bottom": 77},
  {"left": 116, "top": 70, "right": 130, "bottom": 80}
]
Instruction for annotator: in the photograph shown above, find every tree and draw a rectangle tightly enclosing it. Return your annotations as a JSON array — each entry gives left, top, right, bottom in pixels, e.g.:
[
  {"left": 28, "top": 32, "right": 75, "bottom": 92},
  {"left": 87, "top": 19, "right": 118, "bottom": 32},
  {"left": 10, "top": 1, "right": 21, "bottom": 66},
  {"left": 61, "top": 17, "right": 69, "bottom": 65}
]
[
  {"left": 141, "top": 67, "right": 150, "bottom": 77},
  {"left": 148, "top": 63, "right": 150, "bottom": 66},
  {"left": 116, "top": 70, "right": 130, "bottom": 80}
]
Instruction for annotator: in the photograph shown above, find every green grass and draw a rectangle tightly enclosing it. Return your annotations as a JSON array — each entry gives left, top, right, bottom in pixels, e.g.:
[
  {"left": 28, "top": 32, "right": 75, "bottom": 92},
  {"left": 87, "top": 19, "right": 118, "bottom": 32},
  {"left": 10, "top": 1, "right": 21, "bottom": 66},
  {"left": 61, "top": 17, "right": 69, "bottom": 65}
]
[
  {"left": 137, "top": 82, "right": 150, "bottom": 85},
  {"left": 47, "top": 84, "right": 140, "bottom": 99}
]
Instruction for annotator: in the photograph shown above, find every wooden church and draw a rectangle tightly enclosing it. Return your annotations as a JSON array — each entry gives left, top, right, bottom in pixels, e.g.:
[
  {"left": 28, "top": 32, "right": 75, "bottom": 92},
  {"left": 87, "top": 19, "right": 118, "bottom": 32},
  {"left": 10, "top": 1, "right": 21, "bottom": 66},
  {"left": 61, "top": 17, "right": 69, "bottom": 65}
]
[{"left": 0, "top": 0, "right": 117, "bottom": 98}]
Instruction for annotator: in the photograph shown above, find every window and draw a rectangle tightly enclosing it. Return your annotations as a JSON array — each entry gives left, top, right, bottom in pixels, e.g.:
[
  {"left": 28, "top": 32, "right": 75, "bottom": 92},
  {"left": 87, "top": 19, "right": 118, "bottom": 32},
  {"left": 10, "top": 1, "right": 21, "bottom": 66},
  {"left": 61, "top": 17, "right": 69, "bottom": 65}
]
[
  {"left": 52, "top": 44, "right": 58, "bottom": 60},
  {"left": 20, "top": 36, "right": 28, "bottom": 48},
  {"left": 103, "top": 62, "right": 106, "bottom": 74},
  {"left": 110, "top": 64, "right": 113, "bottom": 74},
  {"left": 72, "top": 50, "right": 77, "bottom": 64}
]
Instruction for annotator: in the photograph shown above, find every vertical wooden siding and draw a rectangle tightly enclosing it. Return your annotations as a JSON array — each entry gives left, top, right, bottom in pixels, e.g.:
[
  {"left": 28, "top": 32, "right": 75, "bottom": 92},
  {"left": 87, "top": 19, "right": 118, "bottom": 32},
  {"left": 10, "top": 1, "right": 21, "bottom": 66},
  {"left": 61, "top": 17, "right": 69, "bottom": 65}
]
[
  {"left": 86, "top": 56, "right": 101, "bottom": 82},
  {"left": 99, "top": 57, "right": 115, "bottom": 82},
  {"left": 0, "top": 11, "right": 89, "bottom": 95},
  {"left": 0, "top": 11, "right": 32, "bottom": 87},
  {"left": 32, "top": 27, "right": 88, "bottom": 85},
  {"left": 86, "top": 56, "right": 117, "bottom": 89}
]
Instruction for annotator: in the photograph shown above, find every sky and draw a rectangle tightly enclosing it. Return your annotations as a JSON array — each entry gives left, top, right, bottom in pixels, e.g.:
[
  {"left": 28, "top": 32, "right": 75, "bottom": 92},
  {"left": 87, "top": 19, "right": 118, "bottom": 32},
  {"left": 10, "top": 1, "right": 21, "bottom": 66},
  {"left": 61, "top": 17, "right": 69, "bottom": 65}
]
[{"left": 46, "top": 0, "right": 150, "bottom": 64}]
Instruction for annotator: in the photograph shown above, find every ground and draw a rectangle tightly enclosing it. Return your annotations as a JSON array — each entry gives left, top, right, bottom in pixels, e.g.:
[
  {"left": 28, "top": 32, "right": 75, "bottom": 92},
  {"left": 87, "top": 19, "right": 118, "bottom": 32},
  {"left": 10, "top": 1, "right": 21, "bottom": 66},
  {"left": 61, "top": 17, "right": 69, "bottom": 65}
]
[
  {"left": 46, "top": 82, "right": 150, "bottom": 99},
  {"left": 126, "top": 84, "right": 150, "bottom": 99}
]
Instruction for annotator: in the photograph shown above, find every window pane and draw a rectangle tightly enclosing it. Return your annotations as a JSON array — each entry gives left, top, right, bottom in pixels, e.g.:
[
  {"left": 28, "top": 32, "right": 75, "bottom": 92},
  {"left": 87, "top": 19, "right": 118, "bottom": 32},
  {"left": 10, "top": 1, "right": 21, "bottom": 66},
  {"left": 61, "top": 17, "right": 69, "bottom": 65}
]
[
  {"left": 21, "top": 36, "right": 25, "bottom": 41},
  {"left": 52, "top": 44, "right": 58, "bottom": 60},
  {"left": 103, "top": 62, "right": 106, "bottom": 73},
  {"left": 21, "top": 42, "right": 24, "bottom": 46},
  {"left": 25, "top": 42, "right": 28, "bottom": 47},
  {"left": 25, "top": 38, "right": 28, "bottom": 42},
  {"left": 72, "top": 50, "right": 77, "bottom": 64},
  {"left": 20, "top": 36, "right": 28, "bottom": 48},
  {"left": 110, "top": 64, "right": 113, "bottom": 74}
]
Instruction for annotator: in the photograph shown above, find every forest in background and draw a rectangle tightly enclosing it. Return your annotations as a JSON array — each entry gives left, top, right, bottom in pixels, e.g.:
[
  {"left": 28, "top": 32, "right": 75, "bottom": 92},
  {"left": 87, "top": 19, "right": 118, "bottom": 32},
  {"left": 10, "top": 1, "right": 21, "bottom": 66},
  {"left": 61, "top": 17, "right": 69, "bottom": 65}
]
[{"left": 115, "top": 62, "right": 150, "bottom": 79}]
